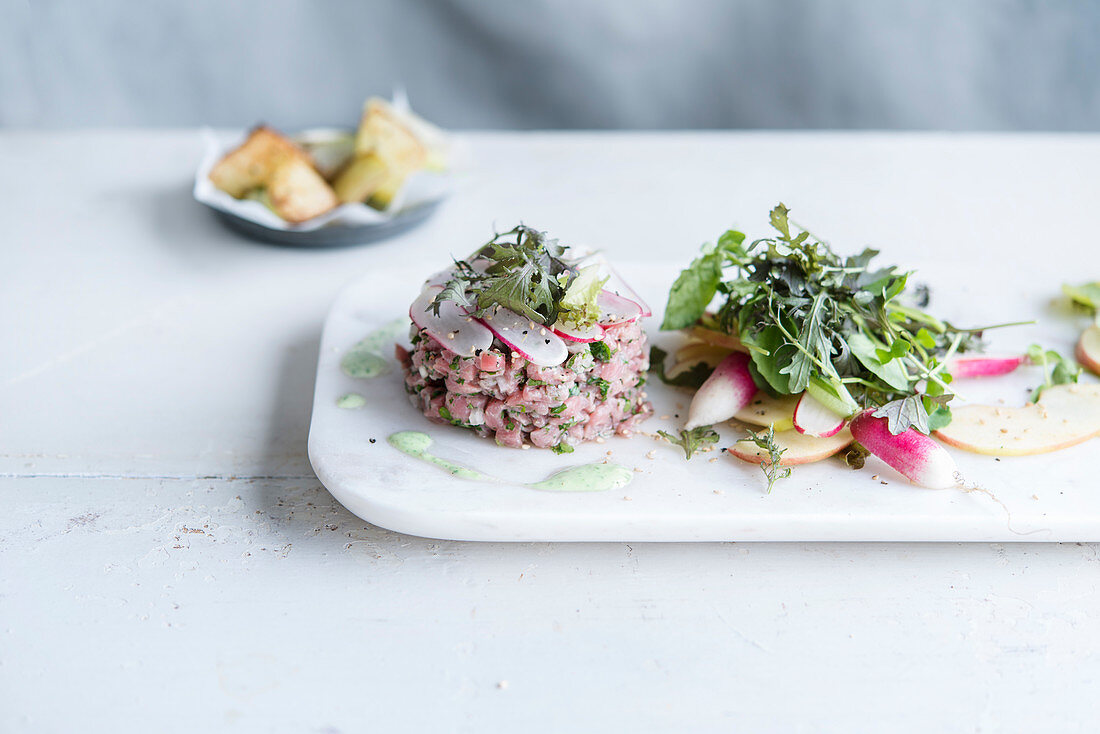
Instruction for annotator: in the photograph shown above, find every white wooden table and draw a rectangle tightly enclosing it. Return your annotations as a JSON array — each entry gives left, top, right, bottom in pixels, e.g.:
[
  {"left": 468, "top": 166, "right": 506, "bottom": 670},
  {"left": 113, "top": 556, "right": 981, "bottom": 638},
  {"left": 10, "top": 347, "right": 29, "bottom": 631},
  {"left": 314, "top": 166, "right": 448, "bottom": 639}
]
[{"left": 2, "top": 130, "right": 1099, "bottom": 732}]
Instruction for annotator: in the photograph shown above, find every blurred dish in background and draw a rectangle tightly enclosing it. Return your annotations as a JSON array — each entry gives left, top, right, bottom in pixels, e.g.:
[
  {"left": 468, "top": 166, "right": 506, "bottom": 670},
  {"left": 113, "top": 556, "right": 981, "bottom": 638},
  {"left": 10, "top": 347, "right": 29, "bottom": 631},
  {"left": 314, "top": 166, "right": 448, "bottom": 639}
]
[{"left": 193, "top": 93, "right": 464, "bottom": 246}]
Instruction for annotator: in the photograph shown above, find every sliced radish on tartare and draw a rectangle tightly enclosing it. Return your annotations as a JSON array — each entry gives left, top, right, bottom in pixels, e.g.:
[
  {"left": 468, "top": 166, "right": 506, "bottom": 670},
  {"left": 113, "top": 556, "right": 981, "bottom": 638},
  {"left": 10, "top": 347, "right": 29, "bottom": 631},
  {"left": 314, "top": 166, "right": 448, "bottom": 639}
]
[
  {"left": 793, "top": 392, "right": 848, "bottom": 437},
  {"left": 596, "top": 290, "right": 644, "bottom": 325},
  {"left": 410, "top": 287, "right": 496, "bottom": 358},
  {"left": 479, "top": 307, "right": 569, "bottom": 367},
  {"left": 685, "top": 352, "right": 757, "bottom": 429},
  {"left": 551, "top": 319, "right": 605, "bottom": 343},
  {"left": 849, "top": 411, "right": 959, "bottom": 489}
]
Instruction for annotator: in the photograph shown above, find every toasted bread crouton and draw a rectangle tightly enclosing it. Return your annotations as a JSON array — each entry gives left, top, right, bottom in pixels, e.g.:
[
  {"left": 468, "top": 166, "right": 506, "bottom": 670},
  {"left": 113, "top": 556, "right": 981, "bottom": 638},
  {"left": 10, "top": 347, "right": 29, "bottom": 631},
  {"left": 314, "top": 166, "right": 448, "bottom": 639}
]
[
  {"left": 208, "top": 126, "right": 306, "bottom": 198},
  {"left": 267, "top": 158, "right": 339, "bottom": 223},
  {"left": 332, "top": 152, "right": 389, "bottom": 204},
  {"left": 355, "top": 98, "right": 428, "bottom": 170}
]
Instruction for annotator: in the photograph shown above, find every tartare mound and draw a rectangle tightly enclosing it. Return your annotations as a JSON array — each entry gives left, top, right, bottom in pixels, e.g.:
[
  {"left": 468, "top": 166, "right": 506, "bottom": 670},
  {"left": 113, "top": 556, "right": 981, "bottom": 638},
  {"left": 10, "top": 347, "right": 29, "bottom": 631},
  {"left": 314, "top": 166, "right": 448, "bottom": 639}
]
[{"left": 397, "top": 321, "right": 652, "bottom": 450}]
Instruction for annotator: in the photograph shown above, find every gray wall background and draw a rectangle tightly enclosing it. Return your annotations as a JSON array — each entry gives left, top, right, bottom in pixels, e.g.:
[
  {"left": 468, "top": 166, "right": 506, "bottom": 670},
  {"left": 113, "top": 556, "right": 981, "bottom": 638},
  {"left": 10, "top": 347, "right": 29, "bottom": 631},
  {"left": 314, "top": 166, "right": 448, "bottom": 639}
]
[{"left": 4, "top": 0, "right": 1100, "bottom": 130}]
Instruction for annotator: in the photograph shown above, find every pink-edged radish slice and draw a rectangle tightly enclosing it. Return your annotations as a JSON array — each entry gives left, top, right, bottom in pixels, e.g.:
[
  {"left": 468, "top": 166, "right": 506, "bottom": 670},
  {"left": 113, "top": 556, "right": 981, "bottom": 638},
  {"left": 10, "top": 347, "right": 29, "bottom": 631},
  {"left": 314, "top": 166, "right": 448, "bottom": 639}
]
[
  {"left": 947, "top": 354, "right": 1025, "bottom": 378},
  {"left": 573, "top": 252, "right": 652, "bottom": 317},
  {"left": 551, "top": 319, "right": 605, "bottom": 343},
  {"left": 730, "top": 427, "right": 852, "bottom": 466},
  {"left": 479, "top": 307, "right": 568, "bottom": 367},
  {"left": 793, "top": 392, "right": 848, "bottom": 438},
  {"left": 409, "top": 287, "right": 495, "bottom": 358},
  {"left": 1076, "top": 324, "right": 1100, "bottom": 375},
  {"left": 849, "top": 411, "right": 958, "bottom": 489},
  {"left": 684, "top": 352, "right": 757, "bottom": 429},
  {"left": 596, "top": 290, "right": 643, "bottom": 326}
]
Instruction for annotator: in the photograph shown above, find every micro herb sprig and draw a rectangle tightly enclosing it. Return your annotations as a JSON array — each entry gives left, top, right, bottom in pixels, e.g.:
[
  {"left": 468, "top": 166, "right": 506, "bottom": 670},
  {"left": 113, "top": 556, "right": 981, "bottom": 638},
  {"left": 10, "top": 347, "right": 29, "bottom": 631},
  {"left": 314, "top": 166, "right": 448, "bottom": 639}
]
[
  {"left": 657, "top": 426, "right": 720, "bottom": 459},
  {"left": 662, "top": 204, "right": 1023, "bottom": 434},
  {"left": 744, "top": 427, "right": 790, "bottom": 493}
]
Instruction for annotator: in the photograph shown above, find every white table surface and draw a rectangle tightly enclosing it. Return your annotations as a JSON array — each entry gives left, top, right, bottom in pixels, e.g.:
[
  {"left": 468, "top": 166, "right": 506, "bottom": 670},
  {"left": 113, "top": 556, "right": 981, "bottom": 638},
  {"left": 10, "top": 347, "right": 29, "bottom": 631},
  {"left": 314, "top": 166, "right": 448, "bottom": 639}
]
[{"left": 2, "top": 130, "right": 1099, "bottom": 732}]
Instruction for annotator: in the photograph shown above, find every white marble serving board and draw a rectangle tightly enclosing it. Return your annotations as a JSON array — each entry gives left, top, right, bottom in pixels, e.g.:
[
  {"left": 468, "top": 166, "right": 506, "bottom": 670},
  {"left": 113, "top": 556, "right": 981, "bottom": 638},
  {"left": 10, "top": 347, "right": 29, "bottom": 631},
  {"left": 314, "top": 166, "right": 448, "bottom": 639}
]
[{"left": 308, "top": 262, "right": 1100, "bottom": 542}]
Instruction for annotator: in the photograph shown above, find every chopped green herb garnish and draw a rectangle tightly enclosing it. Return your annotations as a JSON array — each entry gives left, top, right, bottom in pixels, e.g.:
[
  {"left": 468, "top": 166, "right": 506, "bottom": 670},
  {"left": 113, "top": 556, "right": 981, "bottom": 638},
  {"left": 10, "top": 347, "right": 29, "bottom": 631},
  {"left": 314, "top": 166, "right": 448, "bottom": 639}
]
[
  {"left": 590, "top": 377, "right": 612, "bottom": 400},
  {"left": 550, "top": 403, "right": 567, "bottom": 415},
  {"left": 657, "top": 426, "right": 720, "bottom": 459},
  {"left": 551, "top": 442, "right": 575, "bottom": 455},
  {"left": 590, "top": 341, "right": 613, "bottom": 362}
]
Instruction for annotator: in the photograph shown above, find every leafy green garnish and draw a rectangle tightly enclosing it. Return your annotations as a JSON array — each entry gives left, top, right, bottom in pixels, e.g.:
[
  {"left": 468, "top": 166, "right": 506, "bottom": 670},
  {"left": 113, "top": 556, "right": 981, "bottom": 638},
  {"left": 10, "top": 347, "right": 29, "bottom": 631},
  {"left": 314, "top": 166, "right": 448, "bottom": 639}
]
[
  {"left": 551, "top": 442, "right": 575, "bottom": 455},
  {"left": 559, "top": 265, "right": 608, "bottom": 329},
  {"left": 590, "top": 341, "right": 612, "bottom": 362},
  {"left": 662, "top": 203, "right": 1012, "bottom": 435},
  {"left": 1063, "top": 281, "right": 1100, "bottom": 313},
  {"left": 648, "top": 346, "right": 713, "bottom": 389},
  {"left": 657, "top": 426, "right": 720, "bottom": 459},
  {"left": 590, "top": 377, "right": 612, "bottom": 400},
  {"left": 432, "top": 225, "right": 573, "bottom": 326},
  {"left": 1026, "top": 344, "right": 1081, "bottom": 402},
  {"left": 743, "top": 427, "right": 791, "bottom": 493}
]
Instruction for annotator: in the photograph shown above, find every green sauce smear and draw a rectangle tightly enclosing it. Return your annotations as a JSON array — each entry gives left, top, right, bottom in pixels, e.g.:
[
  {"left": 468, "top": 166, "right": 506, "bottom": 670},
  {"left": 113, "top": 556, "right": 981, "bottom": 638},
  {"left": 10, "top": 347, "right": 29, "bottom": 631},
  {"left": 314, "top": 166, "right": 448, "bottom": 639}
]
[
  {"left": 341, "top": 318, "right": 409, "bottom": 378},
  {"left": 526, "top": 463, "right": 634, "bottom": 493},
  {"left": 387, "top": 431, "right": 491, "bottom": 481},
  {"left": 386, "top": 431, "right": 634, "bottom": 492},
  {"left": 336, "top": 393, "right": 366, "bottom": 409}
]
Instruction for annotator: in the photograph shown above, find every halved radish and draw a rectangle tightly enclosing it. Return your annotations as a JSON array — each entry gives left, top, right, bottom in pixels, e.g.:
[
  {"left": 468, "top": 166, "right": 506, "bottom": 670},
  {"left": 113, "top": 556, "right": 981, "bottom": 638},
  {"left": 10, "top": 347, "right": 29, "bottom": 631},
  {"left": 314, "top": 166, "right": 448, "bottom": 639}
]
[
  {"left": 479, "top": 307, "right": 568, "bottom": 367},
  {"left": 409, "top": 287, "right": 495, "bottom": 357},
  {"left": 1076, "top": 324, "right": 1100, "bottom": 375},
  {"left": 793, "top": 392, "right": 847, "bottom": 438},
  {"left": 551, "top": 319, "right": 604, "bottom": 343},
  {"left": 732, "top": 393, "right": 799, "bottom": 432},
  {"left": 596, "top": 290, "right": 643, "bottom": 325},
  {"left": 729, "top": 427, "right": 852, "bottom": 466},
  {"left": 948, "top": 354, "right": 1025, "bottom": 378},
  {"left": 849, "top": 411, "right": 958, "bottom": 489},
  {"left": 685, "top": 352, "right": 757, "bottom": 429}
]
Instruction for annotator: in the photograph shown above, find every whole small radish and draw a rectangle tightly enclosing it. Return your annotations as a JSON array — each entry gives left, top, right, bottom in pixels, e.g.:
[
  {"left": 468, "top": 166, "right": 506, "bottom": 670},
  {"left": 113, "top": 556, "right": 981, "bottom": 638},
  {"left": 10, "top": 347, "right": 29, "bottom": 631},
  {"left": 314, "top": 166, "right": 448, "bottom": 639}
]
[
  {"left": 685, "top": 352, "right": 757, "bottom": 429},
  {"left": 849, "top": 411, "right": 959, "bottom": 489}
]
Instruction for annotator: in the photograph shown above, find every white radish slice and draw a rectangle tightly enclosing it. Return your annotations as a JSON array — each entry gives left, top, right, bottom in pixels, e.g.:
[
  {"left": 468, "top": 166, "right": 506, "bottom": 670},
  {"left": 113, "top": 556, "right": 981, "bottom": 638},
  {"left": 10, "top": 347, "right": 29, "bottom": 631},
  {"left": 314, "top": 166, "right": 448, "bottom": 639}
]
[
  {"left": 409, "top": 287, "right": 494, "bottom": 357},
  {"left": 730, "top": 427, "right": 852, "bottom": 466},
  {"left": 597, "top": 290, "right": 643, "bottom": 325},
  {"left": 849, "top": 411, "right": 958, "bottom": 489},
  {"left": 479, "top": 307, "right": 568, "bottom": 367},
  {"left": 1076, "top": 324, "right": 1100, "bottom": 375},
  {"left": 793, "top": 392, "right": 848, "bottom": 438},
  {"left": 935, "top": 383, "right": 1100, "bottom": 456},
  {"left": 685, "top": 352, "right": 757, "bottom": 429},
  {"left": 948, "top": 354, "right": 1025, "bottom": 378},
  {"left": 551, "top": 319, "right": 605, "bottom": 343},
  {"left": 732, "top": 393, "right": 799, "bottom": 432},
  {"left": 574, "top": 252, "right": 652, "bottom": 317}
]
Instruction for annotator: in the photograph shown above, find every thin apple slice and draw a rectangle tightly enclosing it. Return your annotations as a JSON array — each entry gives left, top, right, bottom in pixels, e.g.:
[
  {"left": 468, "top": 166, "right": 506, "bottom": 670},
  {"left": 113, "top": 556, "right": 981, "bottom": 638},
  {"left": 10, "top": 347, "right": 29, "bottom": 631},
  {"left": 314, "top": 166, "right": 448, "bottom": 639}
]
[
  {"left": 685, "top": 352, "right": 757, "bottom": 429},
  {"left": 1076, "top": 325, "right": 1100, "bottom": 375},
  {"left": 686, "top": 326, "right": 748, "bottom": 353},
  {"left": 934, "top": 382, "right": 1100, "bottom": 456},
  {"left": 729, "top": 427, "right": 852, "bottom": 466},
  {"left": 409, "top": 286, "right": 495, "bottom": 357},
  {"left": 732, "top": 393, "right": 799, "bottom": 432},
  {"left": 479, "top": 308, "right": 568, "bottom": 367},
  {"left": 794, "top": 392, "right": 848, "bottom": 437},
  {"left": 849, "top": 411, "right": 958, "bottom": 489},
  {"left": 673, "top": 342, "right": 731, "bottom": 366},
  {"left": 948, "top": 354, "right": 1025, "bottom": 378}
]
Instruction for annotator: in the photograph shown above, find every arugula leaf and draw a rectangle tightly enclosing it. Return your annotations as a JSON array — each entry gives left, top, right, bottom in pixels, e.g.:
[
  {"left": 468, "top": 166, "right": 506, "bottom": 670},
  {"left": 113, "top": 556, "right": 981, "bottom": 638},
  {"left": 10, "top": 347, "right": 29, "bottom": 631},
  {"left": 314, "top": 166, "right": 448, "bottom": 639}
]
[
  {"left": 742, "top": 426, "right": 791, "bottom": 493},
  {"left": 778, "top": 291, "right": 831, "bottom": 393},
  {"left": 848, "top": 333, "right": 911, "bottom": 391},
  {"left": 657, "top": 426, "right": 720, "bottom": 459},
  {"left": 744, "top": 325, "right": 795, "bottom": 393},
  {"left": 1026, "top": 344, "right": 1081, "bottom": 402},
  {"left": 872, "top": 395, "right": 930, "bottom": 435}
]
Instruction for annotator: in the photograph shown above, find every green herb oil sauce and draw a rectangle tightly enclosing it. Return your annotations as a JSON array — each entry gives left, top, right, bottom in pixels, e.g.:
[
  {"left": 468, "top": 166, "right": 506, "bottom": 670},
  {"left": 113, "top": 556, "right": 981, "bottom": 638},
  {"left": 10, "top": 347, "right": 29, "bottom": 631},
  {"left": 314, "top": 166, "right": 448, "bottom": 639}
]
[
  {"left": 341, "top": 318, "right": 409, "bottom": 379},
  {"left": 386, "top": 431, "right": 633, "bottom": 492},
  {"left": 336, "top": 393, "right": 366, "bottom": 409}
]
